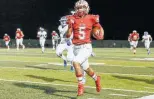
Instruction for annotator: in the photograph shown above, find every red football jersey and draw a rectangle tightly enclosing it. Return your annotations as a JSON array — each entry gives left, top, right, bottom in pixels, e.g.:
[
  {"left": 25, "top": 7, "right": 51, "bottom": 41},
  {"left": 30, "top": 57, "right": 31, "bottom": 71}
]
[
  {"left": 16, "top": 30, "right": 24, "bottom": 39},
  {"left": 130, "top": 33, "right": 139, "bottom": 41},
  {"left": 3, "top": 36, "right": 10, "bottom": 41},
  {"left": 67, "top": 14, "right": 101, "bottom": 45}
]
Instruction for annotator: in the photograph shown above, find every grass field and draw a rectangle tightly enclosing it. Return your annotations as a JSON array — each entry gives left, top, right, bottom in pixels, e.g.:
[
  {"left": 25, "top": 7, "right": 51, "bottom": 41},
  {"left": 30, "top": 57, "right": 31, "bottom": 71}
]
[{"left": 0, "top": 48, "right": 154, "bottom": 99}]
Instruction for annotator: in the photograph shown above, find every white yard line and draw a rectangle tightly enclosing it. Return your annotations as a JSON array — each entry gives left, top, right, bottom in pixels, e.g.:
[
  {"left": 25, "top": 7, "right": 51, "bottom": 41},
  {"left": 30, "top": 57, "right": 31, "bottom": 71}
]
[
  {"left": 136, "top": 95, "right": 154, "bottom": 99},
  {"left": 0, "top": 66, "right": 34, "bottom": 70},
  {"left": 109, "top": 93, "right": 129, "bottom": 97},
  {"left": 0, "top": 60, "right": 152, "bottom": 68},
  {"left": 101, "top": 72, "right": 154, "bottom": 77},
  {"left": 0, "top": 60, "right": 45, "bottom": 63},
  {"left": 48, "top": 62, "right": 149, "bottom": 68},
  {"left": 33, "top": 64, "right": 48, "bottom": 66},
  {"left": 48, "top": 62, "right": 105, "bottom": 66},
  {"left": 0, "top": 78, "right": 153, "bottom": 94},
  {"left": 0, "top": 66, "right": 154, "bottom": 77},
  {"left": 144, "top": 87, "right": 154, "bottom": 90},
  {"left": 106, "top": 64, "right": 147, "bottom": 68}
]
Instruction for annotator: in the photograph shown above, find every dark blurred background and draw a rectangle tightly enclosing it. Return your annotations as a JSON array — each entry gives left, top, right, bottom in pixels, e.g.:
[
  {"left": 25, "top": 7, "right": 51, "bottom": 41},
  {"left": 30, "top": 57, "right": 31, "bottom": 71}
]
[{"left": 0, "top": 0, "right": 153, "bottom": 40}]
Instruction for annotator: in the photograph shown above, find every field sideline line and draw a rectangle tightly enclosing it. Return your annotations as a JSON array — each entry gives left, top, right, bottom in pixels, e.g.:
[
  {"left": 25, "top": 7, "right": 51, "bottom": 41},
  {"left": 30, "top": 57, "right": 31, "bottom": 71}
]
[
  {"left": 0, "top": 78, "right": 153, "bottom": 94},
  {"left": 0, "top": 66, "right": 154, "bottom": 77}
]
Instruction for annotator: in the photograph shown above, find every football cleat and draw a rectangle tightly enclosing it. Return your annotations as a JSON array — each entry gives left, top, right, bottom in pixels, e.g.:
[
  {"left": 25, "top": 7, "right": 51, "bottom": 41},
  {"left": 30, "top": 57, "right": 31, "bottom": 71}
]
[
  {"left": 77, "top": 83, "right": 84, "bottom": 96},
  {"left": 95, "top": 76, "right": 101, "bottom": 92}
]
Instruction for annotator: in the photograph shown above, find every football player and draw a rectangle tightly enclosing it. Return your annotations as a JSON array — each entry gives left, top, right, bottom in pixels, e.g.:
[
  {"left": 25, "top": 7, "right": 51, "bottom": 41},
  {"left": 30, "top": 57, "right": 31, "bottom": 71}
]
[
  {"left": 66, "top": 0, "right": 104, "bottom": 96},
  {"left": 51, "top": 31, "right": 59, "bottom": 50},
  {"left": 15, "top": 28, "right": 25, "bottom": 50},
  {"left": 142, "top": 31, "right": 152, "bottom": 55},
  {"left": 129, "top": 30, "right": 139, "bottom": 54},
  {"left": 56, "top": 16, "right": 74, "bottom": 70},
  {"left": 3, "top": 33, "right": 10, "bottom": 50},
  {"left": 37, "top": 27, "right": 47, "bottom": 53}
]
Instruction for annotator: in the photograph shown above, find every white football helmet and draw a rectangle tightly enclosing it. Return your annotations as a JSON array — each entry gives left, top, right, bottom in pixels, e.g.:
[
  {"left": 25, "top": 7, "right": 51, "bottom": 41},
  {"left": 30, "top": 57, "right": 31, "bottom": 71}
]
[
  {"left": 52, "top": 31, "right": 56, "bottom": 33},
  {"left": 133, "top": 30, "right": 137, "bottom": 33},
  {"left": 4, "top": 33, "right": 7, "bottom": 36},
  {"left": 17, "top": 28, "right": 21, "bottom": 31},
  {"left": 144, "top": 31, "right": 148, "bottom": 35},
  {"left": 74, "top": 0, "right": 90, "bottom": 17},
  {"left": 59, "top": 16, "right": 67, "bottom": 26},
  {"left": 39, "top": 27, "right": 44, "bottom": 31}
]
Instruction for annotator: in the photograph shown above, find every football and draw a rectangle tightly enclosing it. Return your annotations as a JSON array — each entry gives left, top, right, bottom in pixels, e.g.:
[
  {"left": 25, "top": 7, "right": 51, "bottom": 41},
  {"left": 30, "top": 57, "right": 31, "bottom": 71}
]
[{"left": 91, "top": 26, "right": 104, "bottom": 40}]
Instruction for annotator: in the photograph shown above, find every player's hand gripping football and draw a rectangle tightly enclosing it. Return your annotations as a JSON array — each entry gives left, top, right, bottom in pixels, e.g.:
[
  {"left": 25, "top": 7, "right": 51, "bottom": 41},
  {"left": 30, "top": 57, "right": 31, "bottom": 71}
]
[{"left": 92, "top": 26, "right": 104, "bottom": 40}]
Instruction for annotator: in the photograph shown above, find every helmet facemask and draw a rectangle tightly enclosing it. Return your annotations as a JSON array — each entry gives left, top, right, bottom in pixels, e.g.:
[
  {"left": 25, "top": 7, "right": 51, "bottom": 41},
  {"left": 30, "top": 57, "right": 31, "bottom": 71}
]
[{"left": 60, "top": 20, "right": 67, "bottom": 26}]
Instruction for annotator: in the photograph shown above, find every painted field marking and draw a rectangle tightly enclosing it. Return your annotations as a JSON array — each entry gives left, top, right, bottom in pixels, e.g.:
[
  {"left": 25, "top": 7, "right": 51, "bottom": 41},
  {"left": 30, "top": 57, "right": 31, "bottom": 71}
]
[
  {"left": 131, "top": 58, "right": 154, "bottom": 61},
  {"left": 101, "top": 73, "right": 154, "bottom": 77},
  {"left": 0, "top": 78, "right": 153, "bottom": 94},
  {"left": 34, "top": 64, "right": 48, "bottom": 66},
  {"left": 136, "top": 95, "right": 154, "bottom": 99},
  {"left": 0, "top": 60, "right": 153, "bottom": 68},
  {"left": 144, "top": 87, "right": 154, "bottom": 90},
  {"left": 109, "top": 93, "right": 129, "bottom": 97},
  {"left": 48, "top": 62, "right": 150, "bottom": 68},
  {"left": 48, "top": 62, "right": 105, "bottom": 66},
  {"left": 0, "top": 66, "right": 154, "bottom": 77}
]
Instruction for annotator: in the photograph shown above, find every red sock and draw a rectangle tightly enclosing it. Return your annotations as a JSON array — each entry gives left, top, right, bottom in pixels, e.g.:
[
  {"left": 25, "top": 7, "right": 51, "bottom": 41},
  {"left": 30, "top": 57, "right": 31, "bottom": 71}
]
[{"left": 90, "top": 72, "right": 97, "bottom": 81}]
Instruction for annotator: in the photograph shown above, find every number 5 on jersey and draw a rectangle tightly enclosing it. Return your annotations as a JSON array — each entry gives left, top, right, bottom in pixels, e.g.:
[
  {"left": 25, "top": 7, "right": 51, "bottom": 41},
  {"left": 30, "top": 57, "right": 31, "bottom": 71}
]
[{"left": 79, "top": 25, "right": 86, "bottom": 40}]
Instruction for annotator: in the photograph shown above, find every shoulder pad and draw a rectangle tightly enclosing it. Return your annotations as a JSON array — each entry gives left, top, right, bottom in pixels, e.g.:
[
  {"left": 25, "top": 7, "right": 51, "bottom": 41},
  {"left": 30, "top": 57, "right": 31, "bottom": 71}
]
[{"left": 89, "top": 14, "right": 100, "bottom": 23}]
